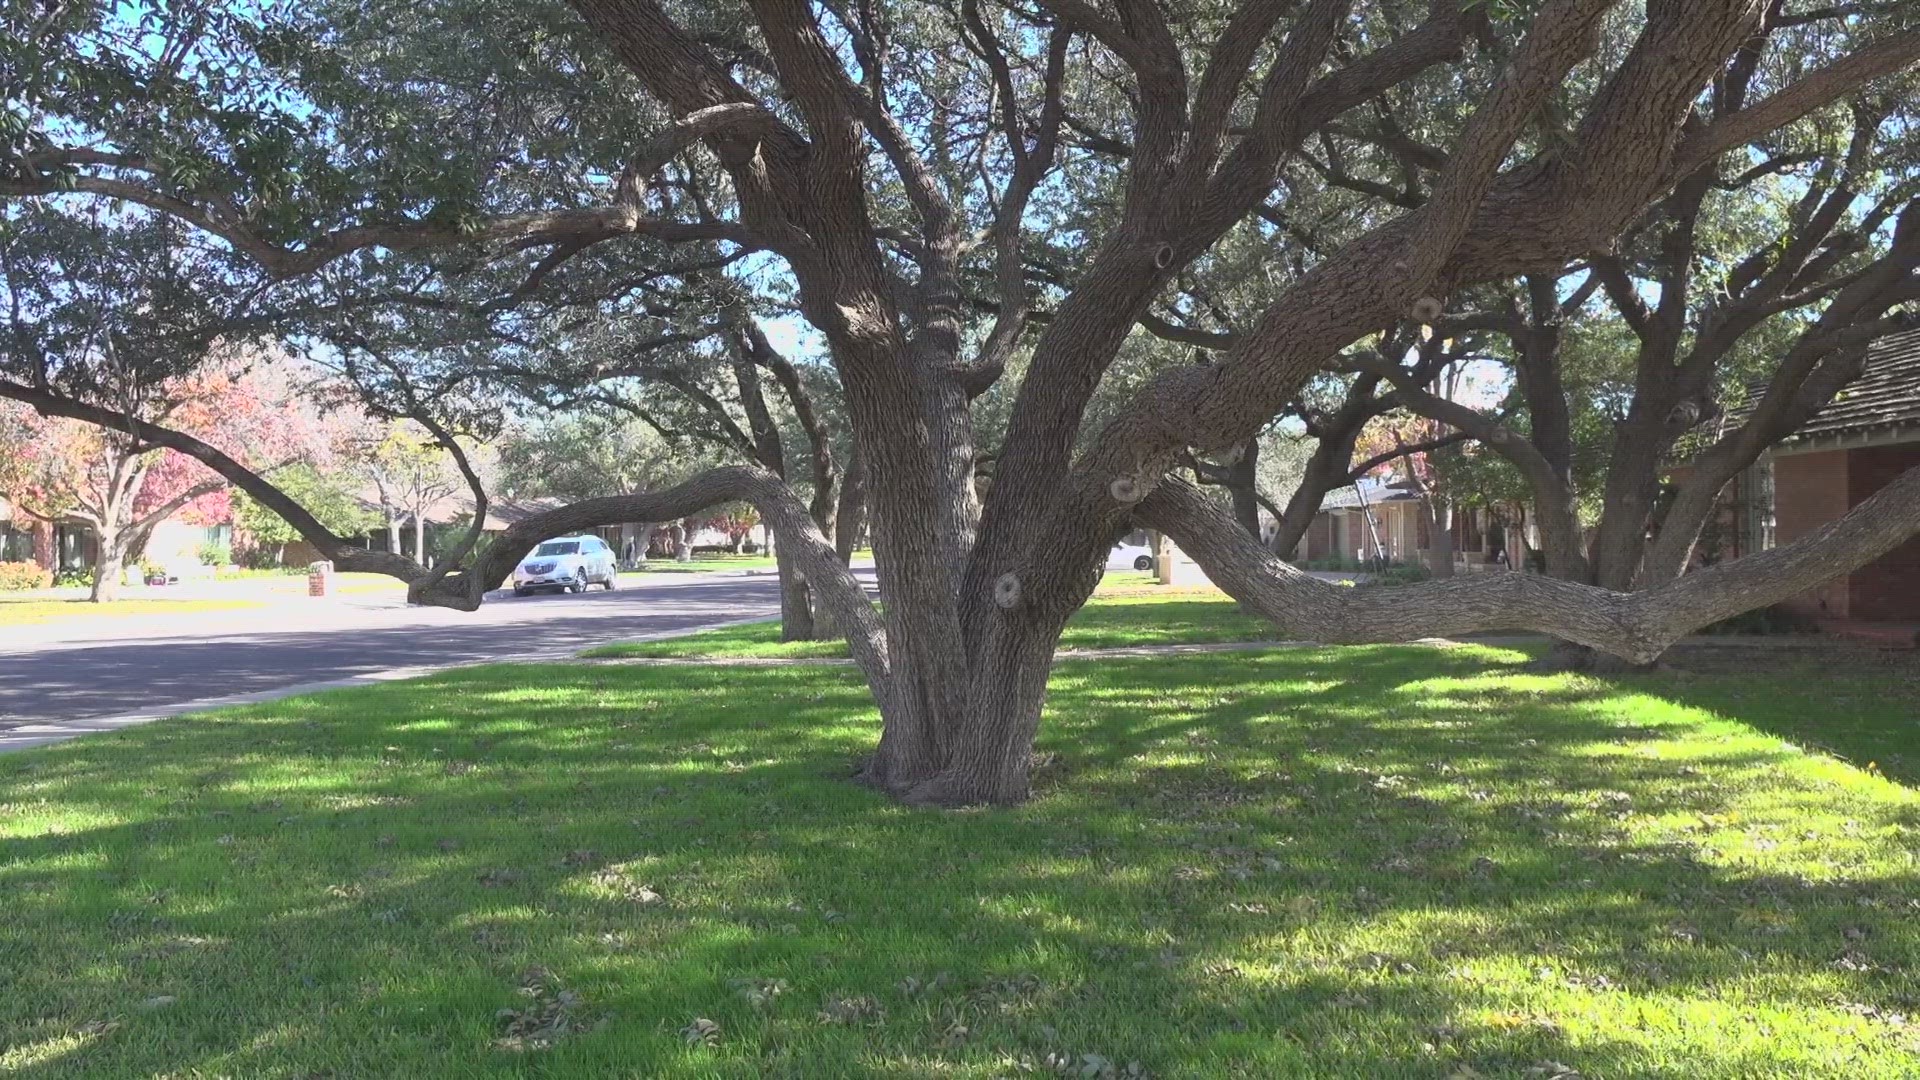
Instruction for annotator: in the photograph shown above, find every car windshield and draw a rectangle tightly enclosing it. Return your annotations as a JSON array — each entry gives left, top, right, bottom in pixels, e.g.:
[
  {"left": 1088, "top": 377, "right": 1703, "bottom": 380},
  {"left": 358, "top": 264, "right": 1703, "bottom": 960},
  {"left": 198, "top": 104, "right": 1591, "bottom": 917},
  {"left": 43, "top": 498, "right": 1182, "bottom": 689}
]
[{"left": 533, "top": 542, "right": 579, "bottom": 557}]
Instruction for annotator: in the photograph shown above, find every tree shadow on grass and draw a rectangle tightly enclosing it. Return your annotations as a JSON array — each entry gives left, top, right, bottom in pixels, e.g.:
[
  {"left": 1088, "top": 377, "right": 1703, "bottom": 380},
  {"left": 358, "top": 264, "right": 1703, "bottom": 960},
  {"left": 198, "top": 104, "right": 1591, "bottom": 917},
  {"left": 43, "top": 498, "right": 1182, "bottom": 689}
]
[
  {"left": 2, "top": 649, "right": 1918, "bottom": 1076},
  {"left": 1610, "top": 644, "right": 1920, "bottom": 785}
]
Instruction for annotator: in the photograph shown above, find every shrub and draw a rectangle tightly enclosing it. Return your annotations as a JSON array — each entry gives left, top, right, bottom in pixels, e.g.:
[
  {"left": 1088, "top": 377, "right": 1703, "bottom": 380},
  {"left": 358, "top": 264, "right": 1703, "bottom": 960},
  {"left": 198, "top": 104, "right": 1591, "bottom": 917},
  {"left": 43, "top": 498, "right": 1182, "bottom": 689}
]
[
  {"left": 197, "top": 540, "right": 233, "bottom": 567},
  {"left": 1302, "top": 556, "right": 1365, "bottom": 572},
  {"left": 53, "top": 567, "right": 94, "bottom": 588},
  {"left": 0, "top": 561, "right": 49, "bottom": 591},
  {"left": 1351, "top": 561, "right": 1432, "bottom": 588},
  {"left": 1370, "top": 562, "right": 1433, "bottom": 587},
  {"left": 235, "top": 543, "right": 286, "bottom": 570}
]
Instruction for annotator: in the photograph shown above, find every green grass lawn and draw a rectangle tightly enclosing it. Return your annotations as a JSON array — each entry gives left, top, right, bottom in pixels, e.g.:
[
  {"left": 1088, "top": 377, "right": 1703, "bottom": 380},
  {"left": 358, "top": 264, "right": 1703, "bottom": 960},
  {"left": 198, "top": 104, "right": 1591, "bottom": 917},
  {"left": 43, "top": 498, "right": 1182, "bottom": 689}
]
[
  {"left": 4, "top": 636, "right": 1920, "bottom": 1076},
  {"left": 624, "top": 554, "right": 780, "bottom": 575},
  {"left": 0, "top": 596, "right": 266, "bottom": 625},
  {"left": 621, "top": 550, "right": 875, "bottom": 577},
  {"left": 582, "top": 578, "right": 1276, "bottom": 660}
]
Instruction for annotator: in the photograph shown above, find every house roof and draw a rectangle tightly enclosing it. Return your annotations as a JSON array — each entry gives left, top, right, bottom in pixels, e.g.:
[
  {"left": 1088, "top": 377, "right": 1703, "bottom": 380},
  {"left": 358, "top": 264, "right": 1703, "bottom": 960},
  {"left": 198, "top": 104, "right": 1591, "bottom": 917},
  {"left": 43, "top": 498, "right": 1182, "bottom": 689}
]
[
  {"left": 1317, "top": 477, "right": 1422, "bottom": 511},
  {"left": 1722, "top": 327, "right": 1920, "bottom": 446},
  {"left": 476, "top": 496, "right": 570, "bottom": 531},
  {"left": 361, "top": 491, "right": 570, "bottom": 531}
]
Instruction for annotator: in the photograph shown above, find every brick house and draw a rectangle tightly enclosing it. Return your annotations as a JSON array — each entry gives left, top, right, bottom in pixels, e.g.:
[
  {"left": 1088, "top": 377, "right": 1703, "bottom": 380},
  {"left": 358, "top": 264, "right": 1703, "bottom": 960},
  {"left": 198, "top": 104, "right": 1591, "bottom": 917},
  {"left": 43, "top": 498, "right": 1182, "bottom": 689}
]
[
  {"left": 1687, "top": 327, "right": 1920, "bottom": 622},
  {"left": 0, "top": 497, "right": 228, "bottom": 579},
  {"left": 0, "top": 499, "right": 52, "bottom": 574}
]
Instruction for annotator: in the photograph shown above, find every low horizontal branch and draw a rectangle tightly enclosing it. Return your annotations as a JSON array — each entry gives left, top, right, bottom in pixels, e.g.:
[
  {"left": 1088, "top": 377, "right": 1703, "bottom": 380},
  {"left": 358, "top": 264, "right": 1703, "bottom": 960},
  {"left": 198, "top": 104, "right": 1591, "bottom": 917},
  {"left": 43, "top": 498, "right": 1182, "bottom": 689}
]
[{"left": 1137, "top": 466, "right": 1920, "bottom": 663}]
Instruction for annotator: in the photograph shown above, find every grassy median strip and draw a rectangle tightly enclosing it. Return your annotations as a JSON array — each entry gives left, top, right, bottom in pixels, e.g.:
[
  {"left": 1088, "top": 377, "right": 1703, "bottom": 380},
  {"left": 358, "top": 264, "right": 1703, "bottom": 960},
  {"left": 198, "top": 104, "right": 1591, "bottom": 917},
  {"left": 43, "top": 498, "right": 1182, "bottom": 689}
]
[
  {"left": 0, "top": 597, "right": 266, "bottom": 625},
  {"left": 3, "top": 634, "right": 1918, "bottom": 1076}
]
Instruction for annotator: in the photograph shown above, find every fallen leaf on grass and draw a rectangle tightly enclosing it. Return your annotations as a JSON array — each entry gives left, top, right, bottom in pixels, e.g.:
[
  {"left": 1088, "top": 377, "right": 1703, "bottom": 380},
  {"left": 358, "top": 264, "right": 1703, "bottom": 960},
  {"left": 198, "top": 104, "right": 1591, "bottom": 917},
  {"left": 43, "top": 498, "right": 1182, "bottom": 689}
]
[
  {"left": 729, "top": 977, "right": 788, "bottom": 1010},
  {"left": 817, "top": 993, "right": 885, "bottom": 1026},
  {"left": 76, "top": 1019, "right": 121, "bottom": 1036},
  {"left": 680, "top": 1017, "right": 721, "bottom": 1046},
  {"left": 495, "top": 969, "right": 603, "bottom": 1052}
]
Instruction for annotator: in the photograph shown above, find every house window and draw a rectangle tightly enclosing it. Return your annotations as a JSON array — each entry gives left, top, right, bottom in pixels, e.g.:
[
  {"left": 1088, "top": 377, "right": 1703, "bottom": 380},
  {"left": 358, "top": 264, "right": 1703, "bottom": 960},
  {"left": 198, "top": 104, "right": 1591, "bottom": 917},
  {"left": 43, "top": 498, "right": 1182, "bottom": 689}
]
[
  {"left": 54, "top": 524, "right": 92, "bottom": 570},
  {"left": 0, "top": 523, "right": 32, "bottom": 563}
]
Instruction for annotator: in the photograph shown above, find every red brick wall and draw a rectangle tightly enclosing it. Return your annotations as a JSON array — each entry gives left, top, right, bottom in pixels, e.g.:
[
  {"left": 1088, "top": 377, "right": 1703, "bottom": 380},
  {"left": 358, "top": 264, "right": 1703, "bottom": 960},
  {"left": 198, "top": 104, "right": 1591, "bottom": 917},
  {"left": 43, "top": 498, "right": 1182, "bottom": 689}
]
[
  {"left": 1773, "top": 449, "right": 1851, "bottom": 618},
  {"left": 35, "top": 519, "right": 53, "bottom": 571},
  {"left": 1345, "top": 512, "right": 1363, "bottom": 557},
  {"left": 1306, "top": 514, "right": 1332, "bottom": 560},
  {"left": 1848, "top": 444, "right": 1920, "bottom": 621},
  {"left": 282, "top": 539, "right": 324, "bottom": 568}
]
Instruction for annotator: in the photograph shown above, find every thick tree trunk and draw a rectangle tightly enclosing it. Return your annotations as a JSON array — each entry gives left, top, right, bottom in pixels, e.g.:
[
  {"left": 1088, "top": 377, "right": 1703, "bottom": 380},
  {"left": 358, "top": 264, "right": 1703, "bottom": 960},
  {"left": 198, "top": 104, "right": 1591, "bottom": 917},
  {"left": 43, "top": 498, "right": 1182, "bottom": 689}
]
[
  {"left": 89, "top": 528, "right": 122, "bottom": 603},
  {"left": 1224, "top": 441, "right": 1262, "bottom": 539},
  {"left": 834, "top": 449, "right": 867, "bottom": 565},
  {"left": 925, "top": 374, "right": 981, "bottom": 592},
  {"left": 907, "top": 606, "right": 1075, "bottom": 807},
  {"left": 1271, "top": 429, "right": 1362, "bottom": 557},
  {"left": 1426, "top": 498, "right": 1455, "bottom": 578},
  {"left": 1589, "top": 412, "right": 1671, "bottom": 591},
  {"left": 729, "top": 336, "right": 818, "bottom": 641},
  {"left": 1638, "top": 478, "right": 1726, "bottom": 587},
  {"left": 775, "top": 546, "right": 815, "bottom": 641},
  {"left": 672, "top": 522, "right": 692, "bottom": 562}
]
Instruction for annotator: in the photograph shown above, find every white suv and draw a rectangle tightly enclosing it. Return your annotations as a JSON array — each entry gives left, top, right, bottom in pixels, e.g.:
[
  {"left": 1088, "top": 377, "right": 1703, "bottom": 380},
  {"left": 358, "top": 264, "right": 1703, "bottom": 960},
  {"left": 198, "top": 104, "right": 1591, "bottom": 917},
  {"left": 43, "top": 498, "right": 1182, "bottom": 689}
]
[{"left": 511, "top": 536, "right": 618, "bottom": 596}]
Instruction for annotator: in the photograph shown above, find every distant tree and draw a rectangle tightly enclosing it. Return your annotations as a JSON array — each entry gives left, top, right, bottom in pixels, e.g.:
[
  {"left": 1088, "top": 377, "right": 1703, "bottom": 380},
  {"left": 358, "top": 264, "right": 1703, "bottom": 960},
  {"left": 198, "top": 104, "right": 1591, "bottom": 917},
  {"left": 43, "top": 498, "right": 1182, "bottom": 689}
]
[
  {"left": 707, "top": 505, "right": 760, "bottom": 553},
  {"left": 232, "top": 464, "right": 378, "bottom": 566},
  {"left": 0, "top": 364, "right": 300, "bottom": 599},
  {"left": 359, "top": 421, "right": 467, "bottom": 567},
  {"left": 496, "top": 412, "right": 697, "bottom": 504}
]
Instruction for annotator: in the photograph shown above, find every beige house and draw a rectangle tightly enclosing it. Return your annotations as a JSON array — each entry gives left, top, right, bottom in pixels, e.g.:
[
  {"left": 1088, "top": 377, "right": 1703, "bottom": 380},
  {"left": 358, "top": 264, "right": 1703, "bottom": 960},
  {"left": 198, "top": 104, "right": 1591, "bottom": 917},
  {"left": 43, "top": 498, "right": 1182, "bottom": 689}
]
[{"left": 1289, "top": 478, "right": 1520, "bottom": 572}]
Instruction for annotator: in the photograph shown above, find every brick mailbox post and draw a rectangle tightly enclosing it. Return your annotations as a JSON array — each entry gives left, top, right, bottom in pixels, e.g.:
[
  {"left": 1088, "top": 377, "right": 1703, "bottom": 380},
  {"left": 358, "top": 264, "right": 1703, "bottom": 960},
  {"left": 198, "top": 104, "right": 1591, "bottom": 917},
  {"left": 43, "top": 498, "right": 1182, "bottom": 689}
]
[{"left": 307, "top": 560, "right": 334, "bottom": 598}]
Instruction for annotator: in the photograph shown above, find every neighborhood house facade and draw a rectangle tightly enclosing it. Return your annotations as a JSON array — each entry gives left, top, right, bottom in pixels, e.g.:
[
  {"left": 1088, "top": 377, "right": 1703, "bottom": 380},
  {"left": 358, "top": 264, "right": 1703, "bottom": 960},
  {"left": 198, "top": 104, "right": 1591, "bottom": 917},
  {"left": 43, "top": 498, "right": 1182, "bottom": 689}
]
[
  {"left": 0, "top": 501, "right": 229, "bottom": 579},
  {"left": 1678, "top": 327, "right": 1920, "bottom": 623},
  {"left": 1290, "top": 478, "right": 1522, "bottom": 573},
  {"left": 1287, "top": 327, "right": 1919, "bottom": 628}
]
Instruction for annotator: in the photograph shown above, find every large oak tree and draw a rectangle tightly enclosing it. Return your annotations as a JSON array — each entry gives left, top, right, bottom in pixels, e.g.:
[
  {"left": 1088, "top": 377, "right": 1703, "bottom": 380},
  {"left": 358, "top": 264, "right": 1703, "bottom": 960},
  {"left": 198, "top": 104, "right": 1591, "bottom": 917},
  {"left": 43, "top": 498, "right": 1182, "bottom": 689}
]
[{"left": 5, "top": 0, "right": 1920, "bottom": 804}]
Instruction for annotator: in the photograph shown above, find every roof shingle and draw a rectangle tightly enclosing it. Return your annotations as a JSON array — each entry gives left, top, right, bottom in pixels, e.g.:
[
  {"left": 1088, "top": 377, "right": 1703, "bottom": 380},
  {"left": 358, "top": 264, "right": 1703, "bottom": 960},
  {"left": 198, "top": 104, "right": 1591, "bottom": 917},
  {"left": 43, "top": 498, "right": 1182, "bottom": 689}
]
[{"left": 1729, "top": 327, "right": 1920, "bottom": 444}]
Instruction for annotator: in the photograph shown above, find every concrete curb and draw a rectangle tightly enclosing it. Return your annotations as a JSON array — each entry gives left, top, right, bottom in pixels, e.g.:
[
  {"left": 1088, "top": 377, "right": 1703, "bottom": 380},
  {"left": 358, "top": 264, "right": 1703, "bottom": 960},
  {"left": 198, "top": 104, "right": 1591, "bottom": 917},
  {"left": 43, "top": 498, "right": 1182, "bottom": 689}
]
[{"left": 0, "top": 613, "right": 780, "bottom": 754}]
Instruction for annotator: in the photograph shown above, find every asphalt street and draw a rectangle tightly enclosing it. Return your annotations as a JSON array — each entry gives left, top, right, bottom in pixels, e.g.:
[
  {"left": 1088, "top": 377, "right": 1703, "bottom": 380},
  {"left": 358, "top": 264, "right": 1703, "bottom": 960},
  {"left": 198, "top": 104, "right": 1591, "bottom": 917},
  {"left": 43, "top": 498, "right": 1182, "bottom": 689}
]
[{"left": 0, "top": 571, "right": 833, "bottom": 735}]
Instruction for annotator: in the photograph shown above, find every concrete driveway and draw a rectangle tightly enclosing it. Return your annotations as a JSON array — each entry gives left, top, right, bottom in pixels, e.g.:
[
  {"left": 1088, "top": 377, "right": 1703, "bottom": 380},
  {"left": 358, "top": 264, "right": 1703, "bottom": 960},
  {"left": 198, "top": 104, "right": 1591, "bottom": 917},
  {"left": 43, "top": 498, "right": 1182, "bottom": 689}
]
[{"left": 0, "top": 570, "right": 862, "bottom": 749}]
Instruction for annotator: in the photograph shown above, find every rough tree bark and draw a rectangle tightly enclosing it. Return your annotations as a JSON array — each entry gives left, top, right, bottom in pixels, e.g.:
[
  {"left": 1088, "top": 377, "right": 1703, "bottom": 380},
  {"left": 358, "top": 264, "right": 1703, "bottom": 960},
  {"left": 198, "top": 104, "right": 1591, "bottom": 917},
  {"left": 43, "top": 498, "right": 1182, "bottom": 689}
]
[
  {"left": 1140, "top": 464, "right": 1920, "bottom": 657},
  {"left": 90, "top": 523, "right": 125, "bottom": 603}
]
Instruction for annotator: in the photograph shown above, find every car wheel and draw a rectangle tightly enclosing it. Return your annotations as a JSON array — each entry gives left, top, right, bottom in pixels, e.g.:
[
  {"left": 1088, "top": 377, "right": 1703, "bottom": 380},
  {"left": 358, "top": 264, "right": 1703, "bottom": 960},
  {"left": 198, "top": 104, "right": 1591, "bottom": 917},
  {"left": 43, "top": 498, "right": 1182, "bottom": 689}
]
[
  {"left": 603, "top": 567, "right": 618, "bottom": 590},
  {"left": 570, "top": 569, "right": 588, "bottom": 594},
  {"left": 1133, "top": 555, "right": 1153, "bottom": 571},
  {"left": 513, "top": 587, "right": 531, "bottom": 598}
]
